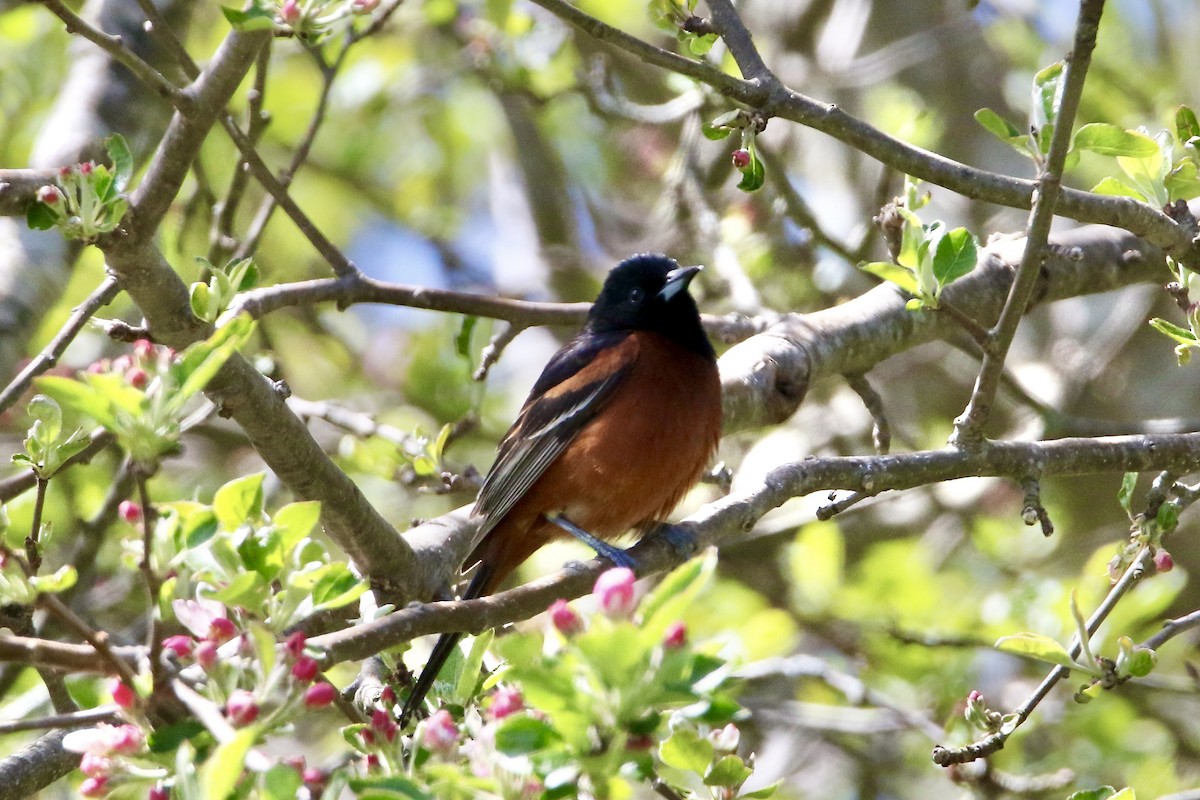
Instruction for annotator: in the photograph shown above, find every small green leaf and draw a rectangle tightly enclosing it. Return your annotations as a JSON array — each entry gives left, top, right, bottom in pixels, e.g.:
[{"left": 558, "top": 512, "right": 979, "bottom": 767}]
[
  {"left": 736, "top": 152, "right": 765, "bottom": 192},
  {"left": 171, "top": 313, "right": 256, "bottom": 412},
  {"left": 1117, "top": 472, "right": 1138, "bottom": 515},
  {"left": 106, "top": 134, "right": 134, "bottom": 192},
  {"left": 659, "top": 728, "right": 714, "bottom": 774},
  {"left": 452, "top": 629, "right": 493, "bottom": 706},
  {"left": 147, "top": 719, "right": 206, "bottom": 753},
  {"left": 1072, "top": 124, "right": 1159, "bottom": 157},
  {"left": 263, "top": 764, "right": 303, "bottom": 800},
  {"left": 221, "top": 5, "right": 277, "bottom": 30},
  {"left": 494, "top": 716, "right": 561, "bottom": 755},
  {"left": 639, "top": 548, "right": 716, "bottom": 640},
  {"left": 311, "top": 564, "right": 368, "bottom": 612},
  {"left": 190, "top": 283, "right": 213, "bottom": 322},
  {"left": 705, "top": 754, "right": 753, "bottom": 788},
  {"left": 1066, "top": 788, "right": 1118, "bottom": 800},
  {"left": 743, "top": 781, "right": 784, "bottom": 798},
  {"left": 455, "top": 315, "right": 478, "bottom": 359},
  {"left": 860, "top": 261, "right": 918, "bottom": 294},
  {"left": 346, "top": 776, "right": 432, "bottom": 799},
  {"left": 974, "top": 108, "right": 1022, "bottom": 140},
  {"left": 994, "top": 632, "right": 1081, "bottom": 670},
  {"left": 213, "top": 472, "right": 265, "bottom": 530},
  {"left": 1155, "top": 499, "right": 1179, "bottom": 531},
  {"left": 274, "top": 501, "right": 321, "bottom": 553},
  {"left": 1148, "top": 317, "right": 1198, "bottom": 346},
  {"left": 1091, "top": 176, "right": 1145, "bottom": 200},
  {"left": 29, "top": 564, "right": 77, "bottom": 594},
  {"left": 1177, "top": 106, "right": 1200, "bottom": 143},
  {"left": 200, "top": 727, "right": 257, "bottom": 800},
  {"left": 1165, "top": 160, "right": 1200, "bottom": 202},
  {"left": 930, "top": 226, "right": 977, "bottom": 286},
  {"left": 26, "top": 202, "right": 58, "bottom": 231},
  {"left": 1031, "top": 61, "right": 1064, "bottom": 130}
]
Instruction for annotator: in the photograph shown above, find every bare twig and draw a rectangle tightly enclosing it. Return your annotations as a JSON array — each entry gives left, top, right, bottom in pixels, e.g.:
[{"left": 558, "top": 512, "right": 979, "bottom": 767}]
[
  {"left": 952, "top": 0, "right": 1107, "bottom": 444},
  {"left": 0, "top": 276, "right": 120, "bottom": 416}
]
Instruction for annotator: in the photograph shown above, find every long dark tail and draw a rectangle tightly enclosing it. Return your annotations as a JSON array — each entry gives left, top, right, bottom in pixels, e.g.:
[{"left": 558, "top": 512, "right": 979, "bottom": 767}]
[{"left": 399, "top": 562, "right": 495, "bottom": 725}]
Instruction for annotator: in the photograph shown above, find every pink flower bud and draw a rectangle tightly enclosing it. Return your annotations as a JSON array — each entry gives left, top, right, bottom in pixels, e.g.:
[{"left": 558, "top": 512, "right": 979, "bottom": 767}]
[
  {"left": 663, "top": 621, "right": 687, "bottom": 649},
  {"left": 37, "top": 185, "right": 62, "bottom": 205},
  {"left": 423, "top": 709, "right": 459, "bottom": 755},
  {"left": 291, "top": 655, "right": 319, "bottom": 683},
  {"left": 593, "top": 567, "right": 637, "bottom": 619},
  {"left": 207, "top": 617, "right": 237, "bottom": 643},
  {"left": 109, "top": 724, "right": 144, "bottom": 754},
  {"left": 226, "top": 690, "right": 259, "bottom": 726},
  {"left": 78, "top": 161, "right": 95, "bottom": 177},
  {"left": 125, "top": 367, "right": 148, "bottom": 389},
  {"left": 351, "top": 0, "right": 380, "bottom": 12},
  {"left": 489, "top": 686, "right": 523, "bottom": 720},
  {"left": 80, "top": 776, "right": 109, "bottom": 797},
  {"left": 380, "top": 685, "right": 396, "bottom": 705},
  {"left": 59, "top": 165, "right": 73, "bottom": 178},
  {"left": 1154, "top": 550, "right": 1175, "bottom": 573},
  {"left": 111, "top": 681, "right": 136, "bottom": 709},
  {"left": 302, "top": 767, "right": 326, "bottom": 788},
  {"left": 133, "top": 339, "right": 154, "bottom": 360},
  {"left": 364, "top": 753, "right": 381, "bottom": 771},
  {"left": 304, "top": 682, "right": 337, "bottom": 708},
  {"left": 548, "top": 598, "right": 583, "bottom": 635},
  {"left": 80, "top": 752, "right": 112, "bottom": 778},
  {"left": 195, "top": 640, "right": 218, "bottom": 669},
  {"left": 149, "top": 785, "right": 170, "bottom": 800},
  {"left": 111, "top": 355, "right": 132, "bottom": 374},
  {"left": 86, "top": 359, "right": 110, "bottom": 375},
  {"left": 371, "top": 709, "right": 397, "bottom": 742},
  {"left": 731, "top": 149, "right": 751, "bottom": 169},
  {"left": 284, "top": 631, "right": 307, "bottom": 659},
  {"left": 280, "top": 0, "right": 301, "bottom": 24},
  {"left": 967, "top": 690, "right": 983, "bottom": 704},
  {"left": 161, "top": 635, "right": 194, "bottom": 658},
  {"left": 119, "top": 501, "right": 142, "bottom": 524},
  {"left": 626, "top": 733, "right": 655, "bottom": 751}
]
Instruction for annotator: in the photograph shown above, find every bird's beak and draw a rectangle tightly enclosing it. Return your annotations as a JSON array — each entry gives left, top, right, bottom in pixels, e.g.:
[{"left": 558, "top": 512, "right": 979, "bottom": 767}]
[{"left": 659, "top": 265, "right": 703, "bottom": 301}]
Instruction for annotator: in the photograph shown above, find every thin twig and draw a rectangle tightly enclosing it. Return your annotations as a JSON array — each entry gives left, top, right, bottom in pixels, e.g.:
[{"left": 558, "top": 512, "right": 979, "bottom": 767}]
[
  {"left": 950, "top": 0, "right": 1106, "bottom": 444},
  {"left": 0, "top": 277, "right": 121, "bottom": 416},
  {"left": 0, "top": 706, "right": 121, "bottom": 735},
  {"left": 36, "top": 0, "right": 188, "bottom": 109}
]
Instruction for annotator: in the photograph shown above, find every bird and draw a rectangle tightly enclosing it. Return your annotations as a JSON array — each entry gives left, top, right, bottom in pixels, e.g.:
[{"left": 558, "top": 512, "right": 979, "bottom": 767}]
[{"left": 400, "top": 253, "right": 722, "bottom": 724}]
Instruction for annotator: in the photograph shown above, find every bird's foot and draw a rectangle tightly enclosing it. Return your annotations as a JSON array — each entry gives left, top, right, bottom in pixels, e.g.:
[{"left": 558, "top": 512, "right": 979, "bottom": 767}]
[
  {"left": 546, "top": 513, "right": 638, "bottom": 570},
  {"left": 651, "top": 523, "right": 698, "bottom": 558}
]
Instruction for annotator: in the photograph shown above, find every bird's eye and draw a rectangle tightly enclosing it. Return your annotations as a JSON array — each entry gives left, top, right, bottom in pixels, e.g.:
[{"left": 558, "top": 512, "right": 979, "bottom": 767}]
[{"left": 629, "top": 287, "right": 644, "bottom": 303}]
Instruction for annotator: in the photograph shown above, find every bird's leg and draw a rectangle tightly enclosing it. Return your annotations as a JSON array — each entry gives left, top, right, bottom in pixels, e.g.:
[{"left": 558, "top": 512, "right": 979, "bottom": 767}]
[{"left": 545, "top": 513, "right": 638, "bottom": 570}]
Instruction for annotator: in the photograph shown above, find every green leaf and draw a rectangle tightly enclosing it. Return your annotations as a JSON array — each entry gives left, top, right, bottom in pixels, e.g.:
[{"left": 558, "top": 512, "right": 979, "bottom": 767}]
[
  {"left": 26, "top": 202, "right": 57, "bottom": 231},
  {"left": 1072, "top": 124, "right": 1159, "bottom": 157},
  {"left": 743, "top": 781, "right": 783, "bottom": 798},
  {"left": 451, "top": 629, "right": 492, "bottom": 705},
  {"left": 1117, "top": 473, "right": 1138, "bottom": 516},
  {"left": 221, "top": 5, "right": 277, "bottom": 30},
  {"left": 1155, "top": 499, "right": 1179, "bottom": 531},
  {"left": 931, "top": 226, "right": 977, "bottom": 286},
  {"left": 147, "top": 719, "right": 206, "bottom": 753},
  {"left": 1165, "top": 159, "right": 1200, "bottom": 202},
  {"left": 347, "top": 776, "right": 432, "bottom": 800},
  {"left": 274, "top": 501, "right": 321, "bottom": 554},
  {"left": 200, "top": 727, "right": 257, "bottom": 800},
  {"left": 994, "top": 632, "right": 1080, "bottom": 670},
  {"left": 208, "top": 571, "right": 269, "bottom": 607},
  {"left": 106, "top": 133, "right": 134, "bottom": 192},
  {"left": 1148, "top": 317, "right": 1198, "bottom": 345},
  {"left": 736, "top": 151, "right": 765, "bottom": 192},
  {"left": 190, "top": 282, "right": 213, "bottom": 322},
  {"left": 973, "top": 108, "right": 1022, "bottom": 140},
  {"left": 1031, "top": 61, "right": 1064, "bottom": 131},
  {"left": 455, "top": 315, "right": 478, "bottom": 359},
  {"left": 1066, "top": 788, "right": 1118, "bottom": 800},
  {"left": 639, "top": 548, "right": 717, "bottom": 640},
  {"left": 34, "top": 376, "right": 118, "bottom": 431},
  {"left": 311, "top": 563, "right": 368, "bottom": 612},
  {"left": 705, "top": 754, "right": 753, "bottom": 788},
  {"left": 1177, "top": 106, "right": 1200, "bottom": 143},
  {"left": 494, "top": 716, "right": 561, "bottom": 755},
  {"left": 860, "top": 261, "right": 918, "bottom": 294},
  {"left": 170, "top": 312, "right": 256, "bottom": 413},
  {"left": 213, "top": 472, "right": 265, "bottom": 530},
  {"left": 29, "top": 564, "right": 77, "bottom": 594},
  {"left": 263, "top": 764, "right": 303, "bottom": 800},
  {"left": 659, "top": 728, "right": 713, "bottom": 774},
  {"left": 1091, "top": 176, "right": 1145, "bottom": 200}
]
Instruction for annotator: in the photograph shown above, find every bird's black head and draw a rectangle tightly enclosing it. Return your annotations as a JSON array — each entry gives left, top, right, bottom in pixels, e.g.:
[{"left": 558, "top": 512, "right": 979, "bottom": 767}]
[{"left": 587, "top": 254, "right": 714, "bottom": 358}]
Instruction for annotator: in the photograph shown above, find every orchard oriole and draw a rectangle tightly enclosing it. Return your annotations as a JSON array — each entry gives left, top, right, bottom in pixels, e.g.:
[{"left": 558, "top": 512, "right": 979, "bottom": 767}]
[{"left": 401, "top": 253, "right": 722, "bottom": 722}]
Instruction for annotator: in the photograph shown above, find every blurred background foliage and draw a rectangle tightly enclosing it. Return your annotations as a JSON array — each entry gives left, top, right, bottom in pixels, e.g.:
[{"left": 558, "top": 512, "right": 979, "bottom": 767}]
[{"left": 3, "top": 0, "right": 1200, "bottom": 797}]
